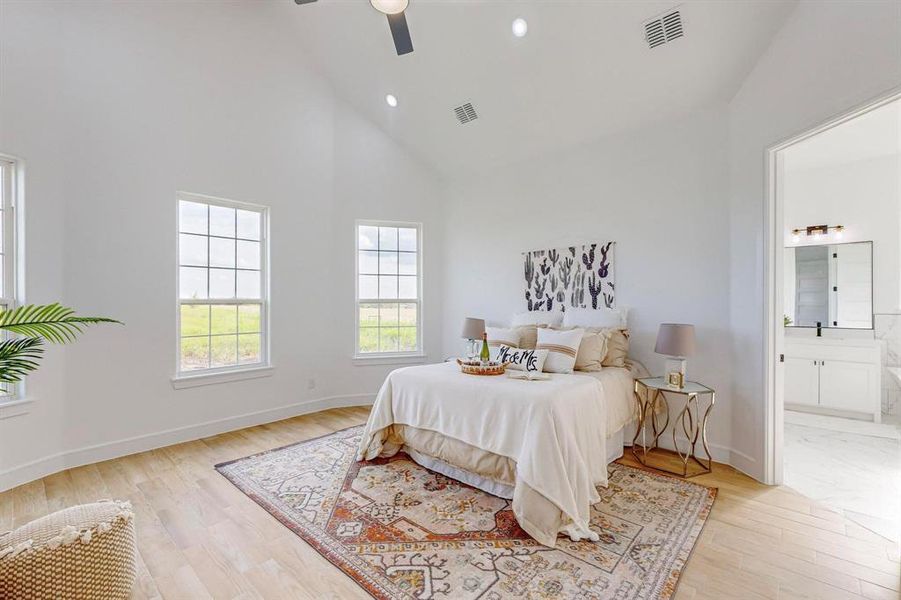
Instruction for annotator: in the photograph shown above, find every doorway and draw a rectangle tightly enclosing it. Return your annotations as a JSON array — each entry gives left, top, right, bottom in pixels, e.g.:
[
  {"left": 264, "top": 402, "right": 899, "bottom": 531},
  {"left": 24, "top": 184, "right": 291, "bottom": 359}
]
[{"left": 766, "top": 92, "right": 901, "bottom": 543}]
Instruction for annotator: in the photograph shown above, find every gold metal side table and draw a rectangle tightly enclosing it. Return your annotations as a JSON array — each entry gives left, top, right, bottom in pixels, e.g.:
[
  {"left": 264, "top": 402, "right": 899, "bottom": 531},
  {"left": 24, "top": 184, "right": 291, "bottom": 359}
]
[{"left": 631, "top": 377, "right": 715, "bottom": 478}]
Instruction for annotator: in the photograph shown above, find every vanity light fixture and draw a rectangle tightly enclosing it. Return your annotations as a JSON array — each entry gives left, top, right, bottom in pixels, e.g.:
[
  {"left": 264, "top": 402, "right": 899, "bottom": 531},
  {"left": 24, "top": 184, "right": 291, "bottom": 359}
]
[{"left": 789, "top": 224, "right": 844, "bottom": 243}]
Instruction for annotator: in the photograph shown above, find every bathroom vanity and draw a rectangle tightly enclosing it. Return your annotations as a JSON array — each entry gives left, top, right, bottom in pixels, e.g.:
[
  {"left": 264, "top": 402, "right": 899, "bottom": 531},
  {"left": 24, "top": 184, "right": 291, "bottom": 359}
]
[
  {"left": 784, "top": 337, "right": 882, "bottom": 422},
  {"left": 783, "top": 240, "right": 881, "bottom": 421}
]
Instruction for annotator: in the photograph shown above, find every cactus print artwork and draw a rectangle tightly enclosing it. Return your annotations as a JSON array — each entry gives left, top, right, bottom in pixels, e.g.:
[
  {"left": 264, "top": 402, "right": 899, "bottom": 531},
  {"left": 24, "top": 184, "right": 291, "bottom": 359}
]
[{"left": 522, "top": 242, "right": 615, "bottom": 312}]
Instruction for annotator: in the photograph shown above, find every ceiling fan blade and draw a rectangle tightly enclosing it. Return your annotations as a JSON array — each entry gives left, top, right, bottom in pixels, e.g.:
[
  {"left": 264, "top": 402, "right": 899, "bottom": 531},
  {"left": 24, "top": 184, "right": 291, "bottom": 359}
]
[
  {"left": 387, "top": 11, "right": 413, "bottom": 56},
  {"left": 294, "top": 0, "right": 317, "bottom": 4}
]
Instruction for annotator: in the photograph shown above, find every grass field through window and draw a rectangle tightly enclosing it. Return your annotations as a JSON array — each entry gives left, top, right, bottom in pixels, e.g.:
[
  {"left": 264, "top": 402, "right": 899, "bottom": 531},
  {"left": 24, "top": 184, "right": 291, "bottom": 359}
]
[
  {"left": 180, "top": 303, "right": 262, "bottom": 370},
  {"left": 358, "top": 302, "right": 417, "bottom": 353}
]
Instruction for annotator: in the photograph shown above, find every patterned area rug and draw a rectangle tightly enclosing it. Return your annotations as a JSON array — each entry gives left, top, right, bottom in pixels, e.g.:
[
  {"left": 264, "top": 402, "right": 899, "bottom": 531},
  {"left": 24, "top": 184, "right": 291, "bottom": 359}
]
[{"left": 216, "top": 426, "right": 715, "bottom": 600}]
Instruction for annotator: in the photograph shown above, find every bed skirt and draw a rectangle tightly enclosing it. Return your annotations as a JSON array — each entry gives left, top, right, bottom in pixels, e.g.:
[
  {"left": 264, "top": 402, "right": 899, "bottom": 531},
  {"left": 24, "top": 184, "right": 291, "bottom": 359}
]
[{"left": 404, "top": 428, "right": 625, "bottom": 500}]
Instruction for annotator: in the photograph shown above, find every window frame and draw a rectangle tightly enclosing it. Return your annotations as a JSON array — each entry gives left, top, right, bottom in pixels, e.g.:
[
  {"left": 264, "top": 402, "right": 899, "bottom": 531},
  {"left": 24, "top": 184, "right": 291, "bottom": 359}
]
[
  {"left": 0, "top": 154, "right": 23, "bottom": 405},
  {"left": 174, "top": 191, "right": 270, "bottom": 381},
  {"left": 354, "top": 219, "right": 423, "bottom": 359}
]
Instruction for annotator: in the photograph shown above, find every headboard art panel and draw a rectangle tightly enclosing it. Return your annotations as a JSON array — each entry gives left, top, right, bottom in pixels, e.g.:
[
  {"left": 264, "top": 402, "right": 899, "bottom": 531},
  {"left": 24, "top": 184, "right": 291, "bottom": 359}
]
[{"left": 522, "top": 242, "right": 615, "bottom": 311}]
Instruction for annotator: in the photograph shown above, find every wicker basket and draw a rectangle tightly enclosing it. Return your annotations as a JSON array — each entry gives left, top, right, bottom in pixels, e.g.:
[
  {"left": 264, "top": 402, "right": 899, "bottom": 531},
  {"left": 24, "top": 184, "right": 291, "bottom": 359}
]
[
  {"left": 0, "top": 500, "right": 136, "bottom": 599},
  {"left": 457, "top": 359, "right": 509, "bottom": 376}
]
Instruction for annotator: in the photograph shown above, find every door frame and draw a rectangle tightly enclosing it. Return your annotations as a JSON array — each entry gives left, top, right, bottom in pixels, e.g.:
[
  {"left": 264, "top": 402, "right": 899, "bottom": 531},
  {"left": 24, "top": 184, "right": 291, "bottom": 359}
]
[{"left": 763, "top": 88, "right": 901, "bottom": 485}]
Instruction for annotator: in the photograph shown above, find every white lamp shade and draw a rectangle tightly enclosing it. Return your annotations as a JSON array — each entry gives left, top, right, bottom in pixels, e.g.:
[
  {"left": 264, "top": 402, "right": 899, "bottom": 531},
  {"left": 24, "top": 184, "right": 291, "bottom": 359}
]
[
  {"left": 461, "top": 317, "right": 485, "bottom": 340},
  {"left": 654, "top": 323, "right": 696, "bottom": 358}
]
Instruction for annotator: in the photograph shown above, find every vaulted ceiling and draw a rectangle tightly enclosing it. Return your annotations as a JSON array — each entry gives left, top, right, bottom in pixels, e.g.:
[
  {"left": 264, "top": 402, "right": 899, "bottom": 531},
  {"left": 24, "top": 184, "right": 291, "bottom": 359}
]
[{"left": 285, "top": 0, "right": 796, "bottom": 178}]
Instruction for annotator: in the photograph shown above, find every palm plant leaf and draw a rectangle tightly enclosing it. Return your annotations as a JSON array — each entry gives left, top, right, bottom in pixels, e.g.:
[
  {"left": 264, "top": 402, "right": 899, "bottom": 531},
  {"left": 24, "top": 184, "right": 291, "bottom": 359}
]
[
  {"left": 0, "top": 337, "right": 44, "bottom": 383},
  {"left": 0, "top": 303, "right": 121, "bottom": 344}
]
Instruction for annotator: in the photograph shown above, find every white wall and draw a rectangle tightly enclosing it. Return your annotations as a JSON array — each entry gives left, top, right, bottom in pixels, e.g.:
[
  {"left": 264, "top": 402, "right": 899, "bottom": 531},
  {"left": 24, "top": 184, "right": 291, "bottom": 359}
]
[
  {"left": 728, "top": 0, "right": 901, "bottom": 479},
  {"left": 441, "top": 107, "right": 737, "bottom": 462},
  {"left": 783, "top": 155, "right": 899, "bottom": 315},
  {"left": 0, "top": 1, "right": 445, "bottom": 489}
]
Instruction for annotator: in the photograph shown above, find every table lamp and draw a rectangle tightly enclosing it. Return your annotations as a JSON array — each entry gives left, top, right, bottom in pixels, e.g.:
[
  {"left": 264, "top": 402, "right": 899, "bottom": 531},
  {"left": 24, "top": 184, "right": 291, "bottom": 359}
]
[
  {"left": 461, "top": 317, "right": 485, "bottom": 361},
  {"left": 655, "top": 323, "right": 695, "bottom": 389}
]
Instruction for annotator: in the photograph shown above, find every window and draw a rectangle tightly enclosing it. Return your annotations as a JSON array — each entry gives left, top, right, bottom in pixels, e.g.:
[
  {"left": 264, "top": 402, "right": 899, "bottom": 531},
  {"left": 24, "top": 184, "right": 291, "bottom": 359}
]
[
  {"left": 355, "top": 221, "right": 421, "bottom": 356},
  {"left": 176, "top": 193, "right": 268, "bottom": 375},
  {"left": 0, "top": 156, "right": 20, "bottom": 398}
]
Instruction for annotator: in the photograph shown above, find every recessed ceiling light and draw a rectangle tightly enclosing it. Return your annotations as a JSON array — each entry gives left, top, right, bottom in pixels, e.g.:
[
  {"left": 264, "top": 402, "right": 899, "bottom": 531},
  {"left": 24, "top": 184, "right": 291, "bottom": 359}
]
[
  {"left": 385, "top": 94, "right": 398, "bottom": 107},
  {"left": 370, "top": 0, "right": 408, "bottom": 15},
  {"left": 512, "top": 17, "right": 528, "bottom": 38}
]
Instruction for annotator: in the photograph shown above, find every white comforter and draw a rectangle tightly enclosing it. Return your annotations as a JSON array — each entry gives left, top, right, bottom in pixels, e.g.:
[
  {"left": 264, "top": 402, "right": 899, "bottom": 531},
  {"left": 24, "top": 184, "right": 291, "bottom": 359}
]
[{"left": 356, "top": 362, "right": 610, "bottom": 546}]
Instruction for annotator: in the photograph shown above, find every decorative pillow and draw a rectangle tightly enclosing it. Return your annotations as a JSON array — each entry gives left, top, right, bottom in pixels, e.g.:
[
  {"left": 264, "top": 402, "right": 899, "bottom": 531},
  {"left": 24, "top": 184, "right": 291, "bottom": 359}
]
[
  {"left": 600, "top": 328, "right": 630, "bottom": 367},
  {"left": 511, "top": 310, "right": 563, "bottom": 328},
  {"left": 484, "top": 326, "right": 520, "bottom": 349},
  {"left": 493, "top": 345, "right": 549, "bottom": 373},
  {"left": 575, "top": 329, "right": 612, "bottom": 372},
  {"left": 563, "top": 306, "right": 628, "bottom": 329},
  {"left": 548, "top": 326, "right": 611, "bottom": 372},
  {"left": 536, "top": 327, "right": 584, "bottom": 374},
  {"left": 511, "top": 324, "right": 548, "bottom": 349}
]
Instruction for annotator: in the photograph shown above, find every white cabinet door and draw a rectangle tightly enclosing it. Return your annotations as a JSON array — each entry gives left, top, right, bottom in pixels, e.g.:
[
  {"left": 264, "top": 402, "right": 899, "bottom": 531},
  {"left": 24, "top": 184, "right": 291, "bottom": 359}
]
[
  {"left": 819, "top": 360, "right": 876, "bottom": 413},
  {"left": 784, "top": 357, "right": 819, "bottom": 406}
]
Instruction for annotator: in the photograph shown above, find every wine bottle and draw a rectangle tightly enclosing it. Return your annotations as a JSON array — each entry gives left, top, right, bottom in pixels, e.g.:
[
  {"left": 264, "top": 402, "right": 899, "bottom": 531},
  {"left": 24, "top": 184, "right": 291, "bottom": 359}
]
[{"left": 480, "top": 332, "right": 490, "bottom": 364}]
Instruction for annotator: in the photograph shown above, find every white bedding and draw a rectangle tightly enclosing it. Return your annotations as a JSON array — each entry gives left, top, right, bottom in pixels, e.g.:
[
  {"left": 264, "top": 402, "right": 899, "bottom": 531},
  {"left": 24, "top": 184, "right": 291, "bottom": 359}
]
[
  {"left": 357, "top": 361, "right": 643, "bottom": 546},
  {"left": 575, "top": 364, "right": 643, "bottom": 437}
]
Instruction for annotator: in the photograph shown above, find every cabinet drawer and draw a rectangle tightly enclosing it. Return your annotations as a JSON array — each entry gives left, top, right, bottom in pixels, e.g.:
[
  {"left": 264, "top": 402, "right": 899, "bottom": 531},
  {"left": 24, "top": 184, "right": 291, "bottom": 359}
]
[{"left": 785, "top": 343, "right": 879, "bottom": 364}]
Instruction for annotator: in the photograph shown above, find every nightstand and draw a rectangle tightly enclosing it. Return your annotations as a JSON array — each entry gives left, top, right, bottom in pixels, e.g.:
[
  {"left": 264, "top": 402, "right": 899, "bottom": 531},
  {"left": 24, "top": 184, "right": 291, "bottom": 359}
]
[{"left": 632, "top": 377, "right": 715, "bottom": 477}]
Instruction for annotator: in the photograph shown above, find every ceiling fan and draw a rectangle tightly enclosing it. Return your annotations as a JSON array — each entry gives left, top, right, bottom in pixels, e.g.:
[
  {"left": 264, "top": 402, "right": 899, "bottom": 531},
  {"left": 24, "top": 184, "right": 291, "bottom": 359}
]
[{"left": 294, "top": 0, "right": 414, "bottom": 56}]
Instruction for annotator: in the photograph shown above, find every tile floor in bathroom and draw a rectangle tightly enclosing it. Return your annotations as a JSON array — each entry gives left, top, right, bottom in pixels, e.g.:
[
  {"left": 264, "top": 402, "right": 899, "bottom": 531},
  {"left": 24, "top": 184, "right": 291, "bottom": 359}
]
[{"left": 784, "top": 410, "right": 901, "bottom": 543}]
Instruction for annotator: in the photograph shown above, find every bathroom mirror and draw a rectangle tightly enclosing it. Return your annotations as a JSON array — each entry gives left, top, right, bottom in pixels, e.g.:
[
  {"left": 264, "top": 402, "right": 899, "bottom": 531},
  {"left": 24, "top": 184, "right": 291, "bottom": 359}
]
[{"left": 784, "top": 241, "right": 873, "bottom": 329}]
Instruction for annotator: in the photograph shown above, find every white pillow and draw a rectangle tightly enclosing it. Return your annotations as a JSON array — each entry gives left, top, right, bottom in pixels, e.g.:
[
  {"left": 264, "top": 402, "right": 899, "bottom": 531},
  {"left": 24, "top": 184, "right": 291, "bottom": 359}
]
[
  {"left": 536, "top": 328, "right": 584, "bottom": 374},
  {"left": 563, "top": 306, "right": 628, "bottom": 329},
  {"left": 512, "top": 310, "right": 563, "bottom": 327},
  {"left": 494, "top": 345, "right": 549, "bottom": 373},
  {"left": 485, "top": 326, "right": 521, "bottom": 349}
]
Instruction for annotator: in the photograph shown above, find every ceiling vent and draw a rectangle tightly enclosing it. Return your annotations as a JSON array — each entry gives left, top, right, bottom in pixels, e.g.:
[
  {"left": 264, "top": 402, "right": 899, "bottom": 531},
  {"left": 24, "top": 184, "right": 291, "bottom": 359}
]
[
  {"left": 453, "top": 102, "right": 478, "bottom": 125},
  {"left": 644, "top": 9, "right": 683, "bottom": 49}
]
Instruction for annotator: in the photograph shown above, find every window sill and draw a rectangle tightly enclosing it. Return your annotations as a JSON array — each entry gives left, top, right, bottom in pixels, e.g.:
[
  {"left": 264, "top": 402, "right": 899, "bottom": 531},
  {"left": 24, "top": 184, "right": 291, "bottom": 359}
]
[
  {"left": 0, "top": 397, "right": 32, "bottom": 420},
  {"left": 171, "top": 365, "right": 274, "bottom": 389},
  {"left": 352, "top": 353, "right": 428, "bottom": 367}
]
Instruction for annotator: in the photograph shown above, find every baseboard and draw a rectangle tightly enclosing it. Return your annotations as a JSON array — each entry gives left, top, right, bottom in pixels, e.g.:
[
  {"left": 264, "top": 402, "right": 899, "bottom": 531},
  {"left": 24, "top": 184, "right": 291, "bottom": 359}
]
[
  {"left": 633, "top": 435, "right": 734, "bottom": 466},
  {"left": 1, "top": 394, "right": 769, "bottom": 492},
  {"left": 622, "top": 425, "right": 756, "bottom": 478},
  {"left": 0, "top": 393, "right": 376, "bottom": 493},
  {"left": 727, "top": 448, "right": 761, "bottom": 481}
]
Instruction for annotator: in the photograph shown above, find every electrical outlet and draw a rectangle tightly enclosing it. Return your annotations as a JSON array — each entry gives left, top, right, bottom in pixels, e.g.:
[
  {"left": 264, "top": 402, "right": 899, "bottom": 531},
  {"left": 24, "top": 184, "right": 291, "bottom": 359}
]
[{"left": 307, "top": 378, "right": 316, "bottom": 390}]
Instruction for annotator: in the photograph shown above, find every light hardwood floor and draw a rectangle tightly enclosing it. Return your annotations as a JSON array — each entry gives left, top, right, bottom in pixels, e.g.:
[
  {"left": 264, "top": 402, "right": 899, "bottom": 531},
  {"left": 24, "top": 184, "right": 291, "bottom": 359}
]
[{"left": 1, "top": 406, "right": 898, "bottom": 599}]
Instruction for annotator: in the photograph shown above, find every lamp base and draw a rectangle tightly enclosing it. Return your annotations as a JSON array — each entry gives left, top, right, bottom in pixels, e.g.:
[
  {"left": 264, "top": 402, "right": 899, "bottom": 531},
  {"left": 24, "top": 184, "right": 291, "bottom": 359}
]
[
  {"left": 664, "top": 357, "right": 687, "bottom": 389},
  {"left": 464, "top": 339, "right": 479, "bottom": 361}
]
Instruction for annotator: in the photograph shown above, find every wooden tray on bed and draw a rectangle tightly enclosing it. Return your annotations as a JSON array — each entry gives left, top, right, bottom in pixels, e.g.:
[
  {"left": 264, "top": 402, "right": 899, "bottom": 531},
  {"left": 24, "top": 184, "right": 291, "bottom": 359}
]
[{"left": 456, "top": 359, "right": 509, "bottom": 376}]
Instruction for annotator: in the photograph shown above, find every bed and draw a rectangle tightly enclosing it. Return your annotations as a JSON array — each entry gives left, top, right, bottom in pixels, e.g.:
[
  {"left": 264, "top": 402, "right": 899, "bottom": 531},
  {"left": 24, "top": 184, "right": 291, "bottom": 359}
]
[{"left": 356, "top": 358, "right": 647, "bottom": 547}]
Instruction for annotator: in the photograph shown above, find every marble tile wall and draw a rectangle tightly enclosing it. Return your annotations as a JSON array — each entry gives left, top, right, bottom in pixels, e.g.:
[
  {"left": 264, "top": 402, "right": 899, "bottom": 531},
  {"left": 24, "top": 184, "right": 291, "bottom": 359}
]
[{"left": 875, "top": 313, "right": 901, "bottom": 417}]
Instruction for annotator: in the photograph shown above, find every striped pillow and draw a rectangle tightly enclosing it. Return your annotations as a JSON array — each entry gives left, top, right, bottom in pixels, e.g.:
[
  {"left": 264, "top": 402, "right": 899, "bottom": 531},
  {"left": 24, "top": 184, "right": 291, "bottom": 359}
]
[
  {"left": 536, "top": 327, "right": 584, "bottom": 374},
  {"left": 485, "top": 326, "right": 520, "bottom": 349}
]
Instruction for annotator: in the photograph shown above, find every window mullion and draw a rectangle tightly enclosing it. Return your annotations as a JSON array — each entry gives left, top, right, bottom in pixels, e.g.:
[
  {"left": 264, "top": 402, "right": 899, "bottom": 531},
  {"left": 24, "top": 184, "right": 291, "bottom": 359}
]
[{"left": 181, "top": 297, "right": 260, "bottom": 306}]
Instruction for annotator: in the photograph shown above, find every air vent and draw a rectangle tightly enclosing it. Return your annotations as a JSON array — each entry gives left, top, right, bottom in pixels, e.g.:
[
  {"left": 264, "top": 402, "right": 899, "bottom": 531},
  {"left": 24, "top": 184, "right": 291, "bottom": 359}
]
[
  {"left": 453, "top": 102, "right": 478, "bottom": 125},
  {"left": 644, "top": 9, "right": 683, "bottom": 49}
]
